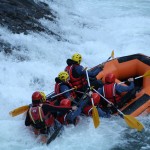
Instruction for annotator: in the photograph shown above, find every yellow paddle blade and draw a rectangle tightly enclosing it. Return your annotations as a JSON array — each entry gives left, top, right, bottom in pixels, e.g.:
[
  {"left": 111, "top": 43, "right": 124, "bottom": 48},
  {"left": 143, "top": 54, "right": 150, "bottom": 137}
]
[
  {"left": 124, "top": 115, "right": 144, "bottom": 132},
  {"left": 92, "top": 106, "right": 100, "bottom": 128},
  {"left": 9, "top": 105, "right": 29, "bottom": 117},
  {"left": 111, "top": 50, "right": 114, "bottom": 59},
  {"left": 143, "top": 70, "right": 150, "bottom": 77}
]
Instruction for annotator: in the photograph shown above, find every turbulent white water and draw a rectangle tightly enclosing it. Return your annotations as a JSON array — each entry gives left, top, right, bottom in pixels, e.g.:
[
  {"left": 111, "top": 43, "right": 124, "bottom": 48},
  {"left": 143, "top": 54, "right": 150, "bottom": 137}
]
[{"left": 0, "top": 0, "right": 150, "bottom": 150}]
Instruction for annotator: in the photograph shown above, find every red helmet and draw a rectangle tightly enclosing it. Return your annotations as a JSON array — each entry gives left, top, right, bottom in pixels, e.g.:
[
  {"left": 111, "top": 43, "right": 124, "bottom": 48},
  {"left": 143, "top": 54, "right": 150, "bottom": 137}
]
[
  {"left": 32, "top": 91, "right": 43, "bottom": 104},
  {"left": 60, "top": 99, "right": 71, "bottom": 107},
  {"left": 105, "top": 73, "right": 115, "bottom": 83},
  {"left": 92, "top": 93, "right": 100, "bottom": 105}
]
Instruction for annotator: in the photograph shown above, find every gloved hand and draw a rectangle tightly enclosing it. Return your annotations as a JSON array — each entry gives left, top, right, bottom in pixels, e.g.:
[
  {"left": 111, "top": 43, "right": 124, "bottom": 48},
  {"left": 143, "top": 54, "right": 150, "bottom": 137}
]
[
  {"left": 107, "top": 102, "right": 113, "bottom": 107},
  {"left": 125, "top": 78, "right": 134, "bottom": 85},
  {"left": 88, "top": 91, "right": 93, "bottom": 97},
  {"left": 128, "top": 78, "right": 134, "bottom": 82},
  {"left": 72, "top": 106, "right": 78, "bottom": 110},
  {"left": 73, "top": 86, "right": 77, "bottom": 90}
]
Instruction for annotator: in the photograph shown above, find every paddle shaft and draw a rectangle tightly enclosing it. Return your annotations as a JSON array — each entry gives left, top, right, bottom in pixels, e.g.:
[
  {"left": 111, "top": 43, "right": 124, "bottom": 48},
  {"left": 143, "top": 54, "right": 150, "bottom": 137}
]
[
  {"left": 46, "top": 88, "right": 75, "bottom": 100},
  {"left": 119, "top": 70, "right": 150, "bottom": 84},
  {"left": 93, "top": 89, "right": 124, "bottom": 116},
  {"left": 10, "top": 88, "right": 75, "bottom": 117},
  {"left": 134, "top": 75, "right": 143, "bottom": 80},
  {"left": 89, "top": 50, "right": 114, "bottom": 71},
  {"left": 86, "top": 69, "right": 94, "bottom": 105},
  {"left": 86, "top": 69, "right": 100, "bottom": 128},
  {"left": 119, "top": 75, "right": 144, "bottom": 84},
  {"left": 93, "top": 89, "right": 144, "bottom": 131}
]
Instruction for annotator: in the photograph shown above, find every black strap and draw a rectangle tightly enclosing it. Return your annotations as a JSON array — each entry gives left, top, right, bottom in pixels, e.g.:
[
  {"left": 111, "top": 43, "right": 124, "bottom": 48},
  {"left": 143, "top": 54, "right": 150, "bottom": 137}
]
[{"left": 113, "top": 96, "right": 117, "bottom": 106}]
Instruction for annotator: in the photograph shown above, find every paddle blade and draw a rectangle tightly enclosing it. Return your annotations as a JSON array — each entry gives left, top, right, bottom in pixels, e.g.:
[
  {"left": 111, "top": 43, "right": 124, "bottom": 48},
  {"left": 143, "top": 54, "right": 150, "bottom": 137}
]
[
  {"left": 143, "top": 70, "right": 150, "bottom": 77},
  {"left": 9, "top": 105, "right": 29, "bottom": 117},
  {"left": 124, "top": 115, "right": 144, "bottom": 132},
  {"left": 92, "top": 106, "right": 100, "bottom": 128},
  {"left": 111, "top": 50, "right": 114, "bottom": 59},
  {"left": 47, "top": 125, "right": 63, "bottom": 145}
]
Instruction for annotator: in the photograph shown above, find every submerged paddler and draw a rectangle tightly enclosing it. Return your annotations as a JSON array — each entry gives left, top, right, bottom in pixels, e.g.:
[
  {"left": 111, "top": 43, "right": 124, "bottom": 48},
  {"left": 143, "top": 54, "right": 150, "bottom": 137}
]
[{"left": 25, "top": 91, "right": 77, "bottom": 143}]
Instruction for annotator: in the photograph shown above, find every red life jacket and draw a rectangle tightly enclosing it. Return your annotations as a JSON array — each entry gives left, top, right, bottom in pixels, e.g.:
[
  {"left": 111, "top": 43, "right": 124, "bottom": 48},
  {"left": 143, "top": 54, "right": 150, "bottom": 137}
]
[
  {"left": 54, "top": 82, "right": 76, "bottom": 101},
  {"left": 29, "top": 104, "right": 54, "bottom": 128},
  {"left": 57, "top": 113, "right": 68, "bottom": 125},
  {"left": 54, "top": 83, "right": 64, "bottom": 101},
  {"left": 83, "top": 105, "right": 93, "bottom": 116},
  {"left": 65, "top": 65, "right": 87, "bottom": 89},
  {"left": 103, "top": 83, "right": 121, "bottom": 104}
]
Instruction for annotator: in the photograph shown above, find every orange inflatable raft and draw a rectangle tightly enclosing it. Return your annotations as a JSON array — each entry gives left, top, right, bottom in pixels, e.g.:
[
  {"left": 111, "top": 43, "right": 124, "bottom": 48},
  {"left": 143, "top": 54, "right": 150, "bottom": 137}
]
[{"left": 96, "top": 53, "right": 150, "bottom": 117}]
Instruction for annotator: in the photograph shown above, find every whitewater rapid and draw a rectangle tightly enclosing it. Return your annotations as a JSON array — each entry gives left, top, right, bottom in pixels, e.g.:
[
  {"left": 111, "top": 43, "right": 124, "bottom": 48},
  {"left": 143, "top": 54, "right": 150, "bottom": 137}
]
[{"left": 0, "top": 0, "right": 150, "bottom": 150}]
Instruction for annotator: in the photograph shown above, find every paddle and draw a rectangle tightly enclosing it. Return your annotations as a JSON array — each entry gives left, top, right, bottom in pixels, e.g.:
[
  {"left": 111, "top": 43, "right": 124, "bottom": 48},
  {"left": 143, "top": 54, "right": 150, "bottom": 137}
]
[
  {"left": 9, "top": 87, "right": 76, "bottom": 117},
  {"left": 9, "top": 105, "right": 29, "bottom": 117},
  {"left": 106, "top": 50, "right": 114, "bottom": 61},
  {"left": 89, "top": 50, "right": 114, "bottom": 71},
  {"left": 86, "top": 69, "right": 100, "bottom": 128},
  {"left": 47, "top": 125, "right": 63, "bottom": 145},
  {"left": 119, "top": 70, "right": 150, "bottom": 84},
  {"left": 93, "top": 89, "right": 144, "bottom": 131}
]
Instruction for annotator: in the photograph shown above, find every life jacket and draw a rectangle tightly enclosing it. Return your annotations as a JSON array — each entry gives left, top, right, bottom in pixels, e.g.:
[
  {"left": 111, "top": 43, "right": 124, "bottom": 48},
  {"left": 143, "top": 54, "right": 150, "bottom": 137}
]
[
  {"left": 103, "top": 83, "right": 121, "bottom": 104},
  {"left": 54, "top": 82, "right": 76, "bottom": 101},
  {"left": 65, "top": 65, "right": 87, "bottom": 89},
  {"left": 29, "top": 104, "right": 55, "bottom": 129},
  {"left": 57, "top": 110, "right": 79, "bottom": 126},
  {"left": 83, "top": 105, "right": 93, "bottom": 116}
]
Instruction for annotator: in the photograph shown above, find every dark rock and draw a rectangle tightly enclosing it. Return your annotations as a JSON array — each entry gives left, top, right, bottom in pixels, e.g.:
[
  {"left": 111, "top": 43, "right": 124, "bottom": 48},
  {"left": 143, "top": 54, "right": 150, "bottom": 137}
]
[
  {"left": 0, "top": 0, "right": 58, "bottom": 35},
  {"left": 0, "top": 0, "right": 64, "bottom": 56}
]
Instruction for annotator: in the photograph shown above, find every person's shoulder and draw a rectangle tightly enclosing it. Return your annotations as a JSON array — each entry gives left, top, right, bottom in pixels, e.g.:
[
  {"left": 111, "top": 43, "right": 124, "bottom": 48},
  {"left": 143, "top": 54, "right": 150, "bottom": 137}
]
[
  {"left": 60, "top": 83, "right": 68, "bottom": 87},
  {"left": 76, "top": 64, "right": 84, "bottom": 69},
  {"left": 66, "top": 59, "right": 76, "bottom": 66}
]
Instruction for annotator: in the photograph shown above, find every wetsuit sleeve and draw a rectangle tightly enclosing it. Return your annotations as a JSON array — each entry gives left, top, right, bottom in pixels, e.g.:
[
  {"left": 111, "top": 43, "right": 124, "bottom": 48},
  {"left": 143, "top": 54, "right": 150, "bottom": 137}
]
[
  {"left": 42, "top": 104, "right": 71, "bottom": 115},
  {"left": 75, "top": 65, "right": 102, "bottom": 77},
  {"left": 60, "top": 84, "right": 71, "bottom": 98},
  {"left": 97, "top": 87, "right": 103, "bottom": 95},
  {"left": 75, "top": 65, "right": 85, "bottom": 76},
  {"left": 25, "top": 111, "right": 32, "bottom": 126},
  {"left": 115, "top": 82, "right": 134, "bottom": 93}
]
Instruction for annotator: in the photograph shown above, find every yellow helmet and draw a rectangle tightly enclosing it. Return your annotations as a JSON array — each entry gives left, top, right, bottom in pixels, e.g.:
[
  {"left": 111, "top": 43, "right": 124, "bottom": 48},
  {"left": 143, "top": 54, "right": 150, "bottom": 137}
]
[
  {"left": 58, "top": 71, "right": 69, "bottom": 82},
  {"left": 40, "top": 91, "right": 46, "bottom": 102},
  {"left": 72, "top": 53, "right": 82, "bottom": 64}
]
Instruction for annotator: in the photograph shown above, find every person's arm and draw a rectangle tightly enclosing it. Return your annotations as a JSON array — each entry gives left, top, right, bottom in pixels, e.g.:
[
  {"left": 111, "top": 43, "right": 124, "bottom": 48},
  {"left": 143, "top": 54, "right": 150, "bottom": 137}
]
[
  {"left": 42, "top": 103, "right": 71, "bottom": 115},
  {"left": 60, "top": 84, "right": 71, "bottom": 98},
  {"left": 115, "top": 81, "right": 134, "bottom": 93},
  {"left": 75, "top": 65, "right": 102, "bottom": 77},
  {"left": 97, "top": 87, "right": 103, "bottom": 95}
]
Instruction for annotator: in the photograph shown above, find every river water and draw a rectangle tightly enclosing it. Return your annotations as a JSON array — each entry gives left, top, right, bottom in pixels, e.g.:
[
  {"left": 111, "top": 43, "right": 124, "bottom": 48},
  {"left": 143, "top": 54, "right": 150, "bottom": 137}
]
[{"left": 0, "top": 0, "right": 150, "bottom": 149}]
